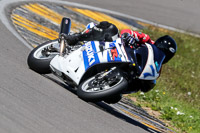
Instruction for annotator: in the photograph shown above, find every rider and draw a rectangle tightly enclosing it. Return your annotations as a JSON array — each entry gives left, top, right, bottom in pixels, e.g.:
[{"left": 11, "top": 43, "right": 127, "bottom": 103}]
[
  {"left": 60, "top": 21, "right": 177, "bottom": 92},
  {"left": 60, "top": 21, "right": 154, "bottom": 47}
]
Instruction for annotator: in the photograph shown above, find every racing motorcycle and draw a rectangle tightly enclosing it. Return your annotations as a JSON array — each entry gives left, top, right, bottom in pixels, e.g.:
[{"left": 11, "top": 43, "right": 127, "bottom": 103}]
[{"left": 27, "top": 18, "right": 165, "bottom": 103}]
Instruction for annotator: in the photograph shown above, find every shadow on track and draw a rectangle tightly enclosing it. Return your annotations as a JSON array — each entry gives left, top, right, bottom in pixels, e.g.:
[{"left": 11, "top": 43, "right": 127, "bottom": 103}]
[{"left": 43, "top": 74, "right": 160, "bottom": 133}]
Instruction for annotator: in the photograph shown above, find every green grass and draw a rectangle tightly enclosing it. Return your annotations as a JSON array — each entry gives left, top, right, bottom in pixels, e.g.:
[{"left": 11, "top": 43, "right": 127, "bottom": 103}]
[{"left": 128, "top": 26, "right": 200, "bottom": 133}]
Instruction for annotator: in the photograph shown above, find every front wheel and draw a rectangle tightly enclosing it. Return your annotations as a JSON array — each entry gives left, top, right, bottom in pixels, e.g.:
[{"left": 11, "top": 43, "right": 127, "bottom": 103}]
[
  {"left": 27, "top": 39, "right": 60, "bottom": 74},
  {"left": 77, "top": 69, "right": 128, "bottom": 102}
]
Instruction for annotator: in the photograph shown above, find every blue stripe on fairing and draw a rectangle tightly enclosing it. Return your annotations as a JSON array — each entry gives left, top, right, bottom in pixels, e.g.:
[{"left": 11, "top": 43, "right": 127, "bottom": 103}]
[
  {"left": 143, "top": 65, "right": 155, "bottom": 78},
  {"left": 107, "top": 50, "right": 112, "bottom": 62},
  {"left": 87, "top": 24, "right": 90, "bottom": 29},
  {"left": 86, "top": 22, "right": 95, "bottom": 29},
  {"left": 82, "top": 45, "right": 89, "bottom": 70},
  {"left": 109, "top": 42, "right": 115, "bottom": 48},
  {"left": 91, "top": 41, "right": 100, "bottom": 64}
]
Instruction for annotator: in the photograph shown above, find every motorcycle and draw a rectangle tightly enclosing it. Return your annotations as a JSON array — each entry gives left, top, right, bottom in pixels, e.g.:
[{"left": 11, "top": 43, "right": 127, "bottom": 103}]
[{"left": 27, "top": 18, "right": 165, "bottom": 103}]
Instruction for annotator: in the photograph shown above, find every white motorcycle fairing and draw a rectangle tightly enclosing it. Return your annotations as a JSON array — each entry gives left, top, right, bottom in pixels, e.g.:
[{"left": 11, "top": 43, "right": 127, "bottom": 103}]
[
  {"left": 50, "top": 38, "right": 130, "bottom": 85},
  {"left": 138, "top": 43, "right": 160, "bottom": 80}
]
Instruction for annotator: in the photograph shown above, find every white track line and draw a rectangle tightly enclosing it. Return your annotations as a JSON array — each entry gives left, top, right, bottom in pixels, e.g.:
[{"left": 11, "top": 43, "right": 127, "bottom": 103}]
[{"left": 0, "top": 0, "right": 199, "bottom": 50}]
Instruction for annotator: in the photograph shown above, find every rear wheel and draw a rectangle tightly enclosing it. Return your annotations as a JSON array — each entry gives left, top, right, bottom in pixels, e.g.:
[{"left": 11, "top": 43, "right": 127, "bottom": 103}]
[
  {"left": 27, "top": 39, "right": 59, "bottom": 74},
  {"left": 77, "top": 68, "right": 128, "bottom": 102}
]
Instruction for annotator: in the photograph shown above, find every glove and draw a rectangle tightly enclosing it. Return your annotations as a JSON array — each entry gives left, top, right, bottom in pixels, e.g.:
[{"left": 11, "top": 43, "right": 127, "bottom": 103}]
[
  {"left": 58, "top": 33, "right": 80, "bottom": 46},
  {"left": 121, "top": 33, "right": 137, "bottom": 49},
  {"left": 121, "top": 32, "right": 130, "bottom": 40}
]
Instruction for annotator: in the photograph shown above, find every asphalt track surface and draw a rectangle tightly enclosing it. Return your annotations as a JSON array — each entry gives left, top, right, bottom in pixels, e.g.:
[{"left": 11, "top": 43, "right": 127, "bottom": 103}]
[
  {"left": 0, "top": 20, "right": 149, "bottom": 133},
  {"left": 65, "top": 0, "right": 200, "bottom": 35},
  {"left": 0, "top": 0, "right": 198, "bottom": 133}
]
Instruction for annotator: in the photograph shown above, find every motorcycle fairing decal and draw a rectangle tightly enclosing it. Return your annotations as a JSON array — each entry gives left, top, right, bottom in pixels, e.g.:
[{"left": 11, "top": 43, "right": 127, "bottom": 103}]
[
  {"left": 155, "top": 61, "right": 160, "bottom": 73},
  {"left": 83, "top": 41, "right": 100, "bottom": 69},
  {"left": 82, "top": 38, "right": 129, "bottom": 70},
  {"left": 83, "top": 22, "right": 96, "bottom": 33},
  {"left": 86, "top": 22, "right": 95, "bottom": 29},
  {"left": 143, "top": 65, "right": 155, "bottom": 78},
  {"left": 108, "top": 42, "right": 121, "bottom": 62},
  {"left": 112, "top": 39, "right": 126, "bottom": 62},
  {"left": 96, "top": 41, "right": 112, "bottom": 63},
  {"left": 95, "top": 41, "right": 122, "bottom": 62},
  {"left": 111, "top": 48, "right": 118, "bottom": 60},
  {"left": 92, "top": 41, "right": 100, "bottom": 64},
  {"left": 139, "top": 43, "right": 159, "bottom": 80}
]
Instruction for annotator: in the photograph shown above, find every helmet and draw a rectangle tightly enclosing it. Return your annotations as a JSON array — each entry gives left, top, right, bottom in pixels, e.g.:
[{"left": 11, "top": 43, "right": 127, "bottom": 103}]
[
  {"left": 96, "top": 21, "right": 119, "bottom": 41},
  {"left": 154, "top": 35, "right": 177, "bottom": 63},
  {"left": 80, "top": 21, "right": 119, "bottom": 42}
]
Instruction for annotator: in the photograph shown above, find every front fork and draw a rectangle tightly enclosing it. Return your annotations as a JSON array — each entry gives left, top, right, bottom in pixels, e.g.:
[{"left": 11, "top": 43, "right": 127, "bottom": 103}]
[
  {"left": 59, "top": 36, "right": 66, "bottom": 56},
  {"left": 99, "top": 67, "right": 117, "bottom": 79}
]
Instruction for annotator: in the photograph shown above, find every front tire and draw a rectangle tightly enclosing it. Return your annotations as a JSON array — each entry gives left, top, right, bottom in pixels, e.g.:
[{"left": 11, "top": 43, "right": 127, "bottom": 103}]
[
  {"left": 104, "top": 94, "right": 122, "bottom": 104},
  {"left": 77, "top": 69, "right": 128, "bottom": 102},
  {"left": 27, "top": 39, "right": 59, "bottom": 74}
]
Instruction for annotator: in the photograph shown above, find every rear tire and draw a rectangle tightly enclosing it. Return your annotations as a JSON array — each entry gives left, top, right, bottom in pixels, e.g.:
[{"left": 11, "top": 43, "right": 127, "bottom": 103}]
[
  {"left": 77, "top": 69, "right": 128, "bottom": 102},
  {"left": 27, "top": 39, "right": 59, "bottom": 74}
]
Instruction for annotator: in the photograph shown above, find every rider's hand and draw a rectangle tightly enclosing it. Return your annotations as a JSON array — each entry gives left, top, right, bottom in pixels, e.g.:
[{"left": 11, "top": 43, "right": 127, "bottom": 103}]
[
  {"left": 127, "top": 36, "right": 136, "bottom": 47},
  {"left": 58, "top": 33, "right": 80, "bottom": 46},
  {"left": 122, "top": 33, "right": 137, "bottom": 49},
  {"left": 121, "top": 32, "right": 130, "bottom": 40}
]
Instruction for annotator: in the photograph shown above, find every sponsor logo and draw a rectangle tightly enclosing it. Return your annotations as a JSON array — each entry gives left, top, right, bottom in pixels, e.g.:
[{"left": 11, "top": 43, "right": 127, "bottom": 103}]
[
  {"left": 111, "top": 48, "right": 118, "bottom": 60},
  {"left": 93, "top": 26, "right": 103, "bottom": 32},
  {"left": 169, "top": 47, "right": 176, "bottom": 53},
  {"left": 85, "top": 43, "right": 95, "bottom": 65}
]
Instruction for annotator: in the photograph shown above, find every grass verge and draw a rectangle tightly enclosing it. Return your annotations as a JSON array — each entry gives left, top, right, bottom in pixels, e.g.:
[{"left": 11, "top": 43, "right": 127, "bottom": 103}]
[{"left": 128, "top": 25, "right": 200, "bottom": 133}]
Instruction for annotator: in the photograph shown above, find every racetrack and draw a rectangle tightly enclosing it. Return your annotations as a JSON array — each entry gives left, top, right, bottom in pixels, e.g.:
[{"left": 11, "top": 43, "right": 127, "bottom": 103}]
[
  {"left": 64, "top": 0, "right": 200, "bottom": 35},
  {"left": 0, "top": 0, "right": 198, "bottom": 133},
  {"left": 0, "top": 20, "right": 150, "bottom": 133}
]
